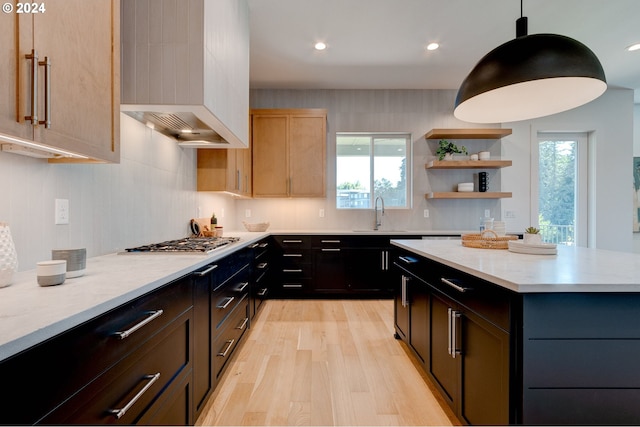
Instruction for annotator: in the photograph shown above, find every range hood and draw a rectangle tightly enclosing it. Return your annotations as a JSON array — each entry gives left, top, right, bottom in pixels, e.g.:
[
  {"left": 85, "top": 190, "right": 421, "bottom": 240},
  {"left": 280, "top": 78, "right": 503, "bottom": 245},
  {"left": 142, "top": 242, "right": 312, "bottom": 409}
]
[
  {"left": 121, "top": 110, "right": 230, "bottom": 148},
  {"left": 120, "top": 0, "right": 249, "bottom": 149}
]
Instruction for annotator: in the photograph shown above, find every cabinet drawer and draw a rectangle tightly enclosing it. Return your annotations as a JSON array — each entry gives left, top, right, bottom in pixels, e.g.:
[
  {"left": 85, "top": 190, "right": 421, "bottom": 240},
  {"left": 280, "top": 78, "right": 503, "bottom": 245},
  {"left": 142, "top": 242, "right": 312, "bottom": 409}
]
[
  {"left": 212, "top": 264, "right": 250, "bottom": 332},
  {"left": 273, "top": 235, "right": 311, "bottom": 249},
  {"left": 281, "top": 250, "right": 312, "bottom": 267},
  {"left": 213, "top": 298, "right": 249, "bottom": 380},
  {"left": 0, "top": 277, "right": 192, "bottom": 425},
  {"left": 41, "top": 309, "right": 192, "bottom": 425}
]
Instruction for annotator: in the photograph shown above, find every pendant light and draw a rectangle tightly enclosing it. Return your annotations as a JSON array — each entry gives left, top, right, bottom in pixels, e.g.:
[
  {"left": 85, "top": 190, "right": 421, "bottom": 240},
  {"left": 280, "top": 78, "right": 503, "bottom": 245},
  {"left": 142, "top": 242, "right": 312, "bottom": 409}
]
[{"left": 454, "top": 1, "right": 606, "bottom": 123}]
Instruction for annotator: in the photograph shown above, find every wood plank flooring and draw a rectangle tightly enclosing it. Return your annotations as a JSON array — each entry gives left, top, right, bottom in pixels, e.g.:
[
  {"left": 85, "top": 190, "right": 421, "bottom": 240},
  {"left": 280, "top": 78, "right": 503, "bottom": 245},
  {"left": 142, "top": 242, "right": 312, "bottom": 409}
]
[{"left": 196, "top": 299, "right": 459, "bottom": 426}]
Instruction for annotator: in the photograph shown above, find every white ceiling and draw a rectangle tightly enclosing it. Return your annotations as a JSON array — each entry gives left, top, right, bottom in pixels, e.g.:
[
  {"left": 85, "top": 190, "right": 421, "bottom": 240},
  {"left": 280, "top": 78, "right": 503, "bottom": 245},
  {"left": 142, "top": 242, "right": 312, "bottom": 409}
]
[{"left": 247, "top": 0, "right": 640, "bottom": 103}]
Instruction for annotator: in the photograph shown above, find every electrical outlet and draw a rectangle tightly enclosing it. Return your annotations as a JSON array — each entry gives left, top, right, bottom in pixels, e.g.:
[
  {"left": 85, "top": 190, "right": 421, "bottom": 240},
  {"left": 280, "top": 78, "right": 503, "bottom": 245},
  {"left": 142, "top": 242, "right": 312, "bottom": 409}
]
[
  {"left": 504, "top": 210, "right": 516, "bottom": 219},
  {"left": 245, "top": 209, "right": 251, "bottom": 218},
  {"left": 319, "top": 209, "right": 325, "bottom": 218},
  {"left": 55, "top": 199, "right": 69, "bottom": 224},
  {"left": 424, "top": 209, "right": 429, "bottom": 218},
  {"left": 484, "top": 209, "right": 491, "bottom": 218}
]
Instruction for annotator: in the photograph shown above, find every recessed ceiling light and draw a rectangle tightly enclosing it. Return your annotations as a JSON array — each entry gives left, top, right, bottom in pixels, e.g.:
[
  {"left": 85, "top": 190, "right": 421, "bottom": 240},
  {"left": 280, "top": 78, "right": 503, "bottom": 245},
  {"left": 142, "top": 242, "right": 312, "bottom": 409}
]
[
  {"left": 627, "top": 43, "right": 640, "bottom": 52},
  {"left": 314, "top": 42, "right": 327, "bottom": 51},
  {"left": 426, "top": 43, "right": 439, "bottom": 51}
]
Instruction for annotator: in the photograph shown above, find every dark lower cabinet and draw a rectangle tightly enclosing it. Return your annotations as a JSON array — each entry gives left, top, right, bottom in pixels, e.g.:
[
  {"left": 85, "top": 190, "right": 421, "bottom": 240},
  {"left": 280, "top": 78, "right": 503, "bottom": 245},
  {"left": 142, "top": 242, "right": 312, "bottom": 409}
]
[
  {"left": 394, "top": 249, "right": 512, "bottom": 425},
  {"left": 0, "top": 276, "right": 194, "bottom": 426}
]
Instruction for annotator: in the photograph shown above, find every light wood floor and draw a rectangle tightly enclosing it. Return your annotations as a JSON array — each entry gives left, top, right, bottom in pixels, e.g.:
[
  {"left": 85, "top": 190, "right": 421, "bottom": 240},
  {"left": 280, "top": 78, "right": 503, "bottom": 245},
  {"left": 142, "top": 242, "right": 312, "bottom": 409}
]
[{"left": 196, "top": 299, "right": 459, "bottom": 426}]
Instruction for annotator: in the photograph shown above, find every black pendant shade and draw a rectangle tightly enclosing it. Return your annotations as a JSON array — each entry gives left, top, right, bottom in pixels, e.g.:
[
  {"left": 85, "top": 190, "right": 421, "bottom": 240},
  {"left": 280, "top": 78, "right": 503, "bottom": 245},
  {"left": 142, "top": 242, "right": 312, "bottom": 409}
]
[{"left": 454, "top": 18, "right": 607, "bottom": 123}]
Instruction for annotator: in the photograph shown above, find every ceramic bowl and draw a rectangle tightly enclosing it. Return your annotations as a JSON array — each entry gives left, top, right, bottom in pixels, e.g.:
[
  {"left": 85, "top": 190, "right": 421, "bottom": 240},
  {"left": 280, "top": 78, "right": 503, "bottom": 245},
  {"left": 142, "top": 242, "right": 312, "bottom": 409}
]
[
  {"left": 52, "top": 248, "right": 86, "bottom": 278},
  {"left": 37, "top": 260, "right": 67, "bottom": 286},
  {"left": 457, "top": 182, "right": 474, "bottom": 192}
]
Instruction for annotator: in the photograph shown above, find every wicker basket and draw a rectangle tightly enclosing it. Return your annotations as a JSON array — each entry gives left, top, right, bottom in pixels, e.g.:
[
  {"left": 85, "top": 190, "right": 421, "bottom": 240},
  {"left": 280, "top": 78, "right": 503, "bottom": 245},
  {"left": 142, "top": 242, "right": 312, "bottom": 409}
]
[
  {"left": 243, "top": 221, "right": 270, "bottom": 232},
  {"left": 461, "top": 230, "right": 518, "bottom": 249}
]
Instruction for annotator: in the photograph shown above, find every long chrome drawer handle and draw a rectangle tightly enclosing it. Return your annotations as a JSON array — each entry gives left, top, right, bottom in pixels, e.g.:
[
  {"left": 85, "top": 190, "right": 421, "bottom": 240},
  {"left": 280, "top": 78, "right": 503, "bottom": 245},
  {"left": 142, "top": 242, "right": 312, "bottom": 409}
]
[
  {"left": 283, "top": 269, "right": 303, "bottom": 273},
  {"left": 282, "top": 240, "right": 303, "bottom": 243},
  {"left": 236, "top": 317, "right": 249, "bottom": 330},
  {"left": 282, "top": 284, "right": 302, "bottom": 288},
  {"left": 399, "top": 256, "right": 418, "bottom": 264},
  {"left": 283, "top": 253, "right": 302, "bottom": 257},
  {"left": 113, "top": 310, "right": 164, "bottom": 340},
  {"left": 441, "top": 278, "right": 470, "bottom": 293},
  {"left": 321, "top": 240, "right": 341, "bottom": 243},
  {"left": 107, "top": 372, "right": 160, "bottom": 419},
  {"left": 193, "top": 264, "right": 218, "bottom": 277},
  {"left": 217, "top": 296, "right": 235, "bottom": 309},
  {"left": 217, "top": 339, "right": 235, "bottom": 357},
  {"left": 257, "top": 288, "right": 268, "bottom": 296},
  {"left": 259, "top": 242, "right": 269, "bottom": 248},
  {"left": 257, "top": 262, "right": 268, "bottom": 269}
]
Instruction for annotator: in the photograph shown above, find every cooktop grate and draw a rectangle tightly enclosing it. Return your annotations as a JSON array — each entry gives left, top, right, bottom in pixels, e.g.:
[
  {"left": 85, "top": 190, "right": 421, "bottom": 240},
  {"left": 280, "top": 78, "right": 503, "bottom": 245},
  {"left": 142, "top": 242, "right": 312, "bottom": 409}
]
[{"left": 124, "top": 237, "right": 240, "bottom": 253}]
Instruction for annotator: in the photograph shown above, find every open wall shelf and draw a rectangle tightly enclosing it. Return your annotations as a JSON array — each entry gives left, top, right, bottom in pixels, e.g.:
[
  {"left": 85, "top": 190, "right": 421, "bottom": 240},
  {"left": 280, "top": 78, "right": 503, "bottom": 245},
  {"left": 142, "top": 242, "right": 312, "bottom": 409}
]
[
  {"left": 426, "top": 160, "right": 512, "bottom": 169},
  {"left": 426, "top": 192, "right": 513, "bottom": 199},
  {"left": 425, "top": 128, "right": 512, "bottom": 139}
]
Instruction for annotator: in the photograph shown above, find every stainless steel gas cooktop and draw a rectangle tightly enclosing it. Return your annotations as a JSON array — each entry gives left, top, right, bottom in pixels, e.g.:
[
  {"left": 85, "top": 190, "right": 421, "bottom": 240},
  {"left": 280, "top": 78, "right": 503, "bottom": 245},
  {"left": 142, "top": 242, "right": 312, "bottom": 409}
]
[{"left": 124, "top": 237, "right": 240, "bottom": 254}]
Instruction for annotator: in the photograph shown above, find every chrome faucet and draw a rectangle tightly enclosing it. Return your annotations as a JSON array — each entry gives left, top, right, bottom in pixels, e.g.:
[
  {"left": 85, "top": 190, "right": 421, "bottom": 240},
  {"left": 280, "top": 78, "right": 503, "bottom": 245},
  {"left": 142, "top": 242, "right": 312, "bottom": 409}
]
[{"left": 374, "top": 196, "right": 385, "bottom": 230}]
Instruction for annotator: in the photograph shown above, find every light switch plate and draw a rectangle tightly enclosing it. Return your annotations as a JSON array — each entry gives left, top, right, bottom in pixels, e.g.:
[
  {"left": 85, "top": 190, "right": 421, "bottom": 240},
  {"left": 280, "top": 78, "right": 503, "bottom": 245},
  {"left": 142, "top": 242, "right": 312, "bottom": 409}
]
[{"left": 55, "top": 199, "right": 69, "bottom": 224}]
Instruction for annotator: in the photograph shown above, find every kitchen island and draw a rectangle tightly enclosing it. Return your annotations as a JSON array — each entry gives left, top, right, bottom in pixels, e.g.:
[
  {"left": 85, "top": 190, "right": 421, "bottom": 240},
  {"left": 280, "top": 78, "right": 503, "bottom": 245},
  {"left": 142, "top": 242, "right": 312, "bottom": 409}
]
[{"left": 391, "top": 239, "right": 640, "bottom": 425}]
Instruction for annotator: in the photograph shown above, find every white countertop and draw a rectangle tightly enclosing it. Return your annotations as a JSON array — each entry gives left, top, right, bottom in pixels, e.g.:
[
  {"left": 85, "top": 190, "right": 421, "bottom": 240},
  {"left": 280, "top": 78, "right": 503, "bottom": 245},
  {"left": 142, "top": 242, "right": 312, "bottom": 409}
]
[
  {"left": 1, "top": 229, "right": 457, "bottom": 362},
  {"left": 391, "top": 239, "right": 640, "bottom": 293},
  {"left": 0, "top": 232, "right": 269, "bottom": 362}
]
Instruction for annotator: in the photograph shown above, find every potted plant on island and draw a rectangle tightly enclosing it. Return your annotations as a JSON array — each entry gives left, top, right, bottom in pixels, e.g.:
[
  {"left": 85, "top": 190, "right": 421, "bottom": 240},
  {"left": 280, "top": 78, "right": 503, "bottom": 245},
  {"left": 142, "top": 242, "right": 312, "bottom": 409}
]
[
  {"left": 523, "top": 227, "right": 542, "bottom": 245},
  {"left": 436, "top": 139, "right": 468, "bottom": 161}
]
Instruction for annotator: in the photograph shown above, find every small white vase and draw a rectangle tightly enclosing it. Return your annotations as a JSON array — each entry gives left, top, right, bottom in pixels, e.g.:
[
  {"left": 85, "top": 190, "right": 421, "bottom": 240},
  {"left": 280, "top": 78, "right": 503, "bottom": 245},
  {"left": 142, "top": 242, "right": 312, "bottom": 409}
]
[
  {"left": 0, "top": 222, "right": 18, "bottom": 288},
  {"left": 523, "top": 233, "right": 542, "bottom": 245}
]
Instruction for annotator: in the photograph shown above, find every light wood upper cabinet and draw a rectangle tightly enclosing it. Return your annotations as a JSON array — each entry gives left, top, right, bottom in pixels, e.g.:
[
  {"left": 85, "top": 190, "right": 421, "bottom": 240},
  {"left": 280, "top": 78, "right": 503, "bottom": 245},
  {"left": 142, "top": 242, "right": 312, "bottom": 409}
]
[
  {"left": 197, "top": 149, "right": 252, "bottom": 197},
  {"left": 0, "top": 0, "right": 120, "bottom": 163},
  {"left": 252, "top": 109, "right": 327, "bottom": 198}
]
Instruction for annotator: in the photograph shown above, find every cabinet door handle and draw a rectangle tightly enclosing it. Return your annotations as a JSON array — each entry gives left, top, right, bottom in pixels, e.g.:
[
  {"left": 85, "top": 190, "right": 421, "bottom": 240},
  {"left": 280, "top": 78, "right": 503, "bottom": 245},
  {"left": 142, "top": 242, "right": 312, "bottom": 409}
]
[
  {"left": 38, "top": 56, "right": 51, "bottom": 128},
  {"left": 235, "top": 282, "right": 249, "bottom": 292},
  {"left": 447, "top": 307, "right": 453, "bottom": 356},
  {"left": 113, "top": 310, "right": 164, "bottom": 340},
  {"left": 249, "top": 243, "right": 260, "bottom": 249},
  {"left": 25, "top": 49, "right": 39, "bottom": 125},
  {"left": 193, "top": 264, "right": 218, "bottom": 277},
  {"left": 401, "top": 275, "right": 409, "bottom": 307},
  {"left": 259, "top": 242, "right": 269, "bottom": 248},
  {"left": 236, "top": 317, "right": 249, "bottom": 330},
  {"left": 107, "top": 372, "right": 160, "bottom": 419},
  {"left": 282, "top": 240, "right": 303, "bottom": 243},
  {"left": 217, "top": 339, "right": 235, "bottom": 357},
  {"left": 448, "top": 308, "right": 461, "bottom": 359},
  {"left": 283, "top": 284, "right": 302, "bottom": 288},
  {"left": 321, "top": 248, "right": 340, "bottom": 252},
  {"left": 257, "top": 262, "right": 268, "bottom": 269},
  {"left": 321, "top": 240, "right": 341, "bottom": 243},
  {"left": 283, "top": 269, "right": 302, "bottom": 273},
  {"left": 257, "top": 288, "right": 268, "bottom": 296},
  {"left": 216, "top": 296, "right": 235, "bottom": 309},
  {"left": 283, "top": 253, "right": 302, "bottom": 257},
  {"left": 441, "top": 277, "right": 470, "bottom": 293}
]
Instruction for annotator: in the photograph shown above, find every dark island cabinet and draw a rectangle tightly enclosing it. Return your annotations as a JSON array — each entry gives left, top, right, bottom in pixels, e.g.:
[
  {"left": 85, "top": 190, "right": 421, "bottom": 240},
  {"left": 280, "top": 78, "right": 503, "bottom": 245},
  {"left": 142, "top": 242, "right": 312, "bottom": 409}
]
[
  {"left": 393, "top": 248, "right": 513, "bottom": 425},
  {"left": 0, "top": 276, "right": 194, "bottom": 426}
]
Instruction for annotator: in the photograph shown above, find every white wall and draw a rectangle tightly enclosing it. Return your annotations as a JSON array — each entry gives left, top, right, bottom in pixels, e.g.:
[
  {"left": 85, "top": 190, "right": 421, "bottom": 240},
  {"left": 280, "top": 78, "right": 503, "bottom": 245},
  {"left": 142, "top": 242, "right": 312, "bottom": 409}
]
[
  {"left": 634, "top": 103, "right": 640, "bottom": 253},
  {"left": 0, "top": 114, "right": 228, "bottom": 271},
  {"left": 228, "top": 88, "right": 635, "bottom": 252}
]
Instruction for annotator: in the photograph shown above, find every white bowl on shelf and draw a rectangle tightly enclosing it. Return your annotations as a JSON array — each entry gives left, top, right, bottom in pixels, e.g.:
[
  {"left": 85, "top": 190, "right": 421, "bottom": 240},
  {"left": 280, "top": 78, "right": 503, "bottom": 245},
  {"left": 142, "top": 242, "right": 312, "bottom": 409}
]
[{"left": 457, "top": 182, "right": 474, "bottom": 192}]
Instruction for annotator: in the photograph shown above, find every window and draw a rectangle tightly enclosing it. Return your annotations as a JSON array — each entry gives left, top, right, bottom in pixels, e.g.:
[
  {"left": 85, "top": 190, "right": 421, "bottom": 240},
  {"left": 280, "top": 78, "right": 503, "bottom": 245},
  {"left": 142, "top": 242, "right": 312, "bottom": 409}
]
[
  {"left": 336, "top": 133, "right": 411, "bottom": 209},
  {"left": 535, "top": 132, "right": 588, "bottom": 246}
]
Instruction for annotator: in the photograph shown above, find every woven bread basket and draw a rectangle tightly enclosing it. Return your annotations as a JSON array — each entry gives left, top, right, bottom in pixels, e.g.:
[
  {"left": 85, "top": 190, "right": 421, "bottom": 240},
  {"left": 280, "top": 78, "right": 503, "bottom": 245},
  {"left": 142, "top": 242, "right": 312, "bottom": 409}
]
[{"left": 461, "top": 230, "right": 518, "bottom": 249}]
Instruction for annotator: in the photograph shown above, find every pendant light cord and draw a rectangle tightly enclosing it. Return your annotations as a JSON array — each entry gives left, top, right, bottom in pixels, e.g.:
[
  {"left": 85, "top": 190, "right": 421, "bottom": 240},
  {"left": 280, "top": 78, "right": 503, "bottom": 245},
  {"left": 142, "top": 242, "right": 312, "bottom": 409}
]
[{"left": 516, "top": 0, "right": 527, "bottom": 37}]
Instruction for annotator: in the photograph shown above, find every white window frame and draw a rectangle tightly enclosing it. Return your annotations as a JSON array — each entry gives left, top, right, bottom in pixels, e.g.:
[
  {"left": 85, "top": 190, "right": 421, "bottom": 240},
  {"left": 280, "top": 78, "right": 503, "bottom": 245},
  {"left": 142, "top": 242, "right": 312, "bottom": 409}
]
[
  {"left": 532, "top": 132, "right": 589, "bottom": 247},
  {"left": 336, "top": 132, "right": 412, "bottom": 210}
]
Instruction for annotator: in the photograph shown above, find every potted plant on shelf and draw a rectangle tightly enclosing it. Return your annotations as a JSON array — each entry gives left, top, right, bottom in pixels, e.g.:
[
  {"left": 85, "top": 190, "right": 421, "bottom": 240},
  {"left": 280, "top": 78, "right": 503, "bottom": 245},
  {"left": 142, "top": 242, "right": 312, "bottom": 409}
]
[
  {"left": 436, "top": 139, "right": 468, "bottom": 161},
  {"left": 523, "top": 227, "right": 542, "bottom": 245}
]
